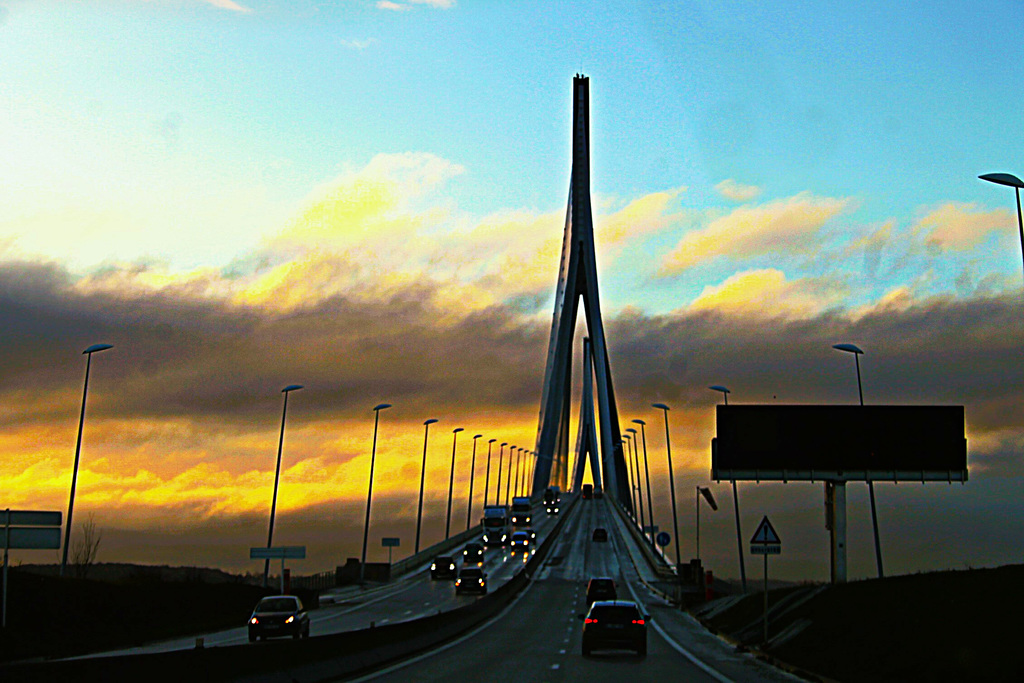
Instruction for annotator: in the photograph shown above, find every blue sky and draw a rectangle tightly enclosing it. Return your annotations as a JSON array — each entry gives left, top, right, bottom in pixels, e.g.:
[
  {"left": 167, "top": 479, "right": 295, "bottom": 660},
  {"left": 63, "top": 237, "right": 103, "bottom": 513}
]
[{"left": 1, "top": 0, "right": 1023, "bottom": 577}]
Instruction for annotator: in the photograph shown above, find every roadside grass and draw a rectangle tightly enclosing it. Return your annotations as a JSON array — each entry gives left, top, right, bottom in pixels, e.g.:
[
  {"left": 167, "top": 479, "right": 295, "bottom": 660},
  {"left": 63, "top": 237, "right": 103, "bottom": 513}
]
[
  {"left": 695, "top": 563, "right": 1023, "bottom": 682},
  {"left": 0, "top": 567, "right": 283, "bottom": 662}
]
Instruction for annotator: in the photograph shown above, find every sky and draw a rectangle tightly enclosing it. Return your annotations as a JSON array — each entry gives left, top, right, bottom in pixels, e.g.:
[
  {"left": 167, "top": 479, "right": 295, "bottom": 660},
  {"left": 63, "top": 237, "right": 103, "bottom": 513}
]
[{"left": 1, "top": 0, "right": 1023, "bottom": 581}]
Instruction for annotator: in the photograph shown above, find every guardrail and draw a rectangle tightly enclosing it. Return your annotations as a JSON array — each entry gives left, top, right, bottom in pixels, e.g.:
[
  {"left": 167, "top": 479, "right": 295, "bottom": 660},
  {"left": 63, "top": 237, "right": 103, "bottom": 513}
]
[
  {"left": 608, "top": 495, "right": 676, "bottom": 578},
  {"left": 3, "top": 497, "right": 579, "bottom": 683},
  {"left": 388, "top": 522, "right": 484, "bottom": 580}
]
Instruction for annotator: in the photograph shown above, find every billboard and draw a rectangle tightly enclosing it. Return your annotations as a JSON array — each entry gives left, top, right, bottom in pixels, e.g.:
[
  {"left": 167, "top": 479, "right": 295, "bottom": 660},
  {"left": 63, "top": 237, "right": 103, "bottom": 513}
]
[{"left": 711, "top": 405, "right": 967, "bottom": 483}]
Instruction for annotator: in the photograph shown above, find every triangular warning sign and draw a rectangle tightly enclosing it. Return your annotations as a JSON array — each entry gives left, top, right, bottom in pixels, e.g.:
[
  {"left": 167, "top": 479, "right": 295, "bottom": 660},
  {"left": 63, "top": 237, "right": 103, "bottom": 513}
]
[{"left": 750, "top": 515, "right": 781, "bottom": 544}]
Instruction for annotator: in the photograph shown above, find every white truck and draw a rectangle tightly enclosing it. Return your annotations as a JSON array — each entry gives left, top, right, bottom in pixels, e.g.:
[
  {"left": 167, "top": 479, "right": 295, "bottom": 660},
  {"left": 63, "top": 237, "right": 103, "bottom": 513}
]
[
  {"left": 510, "top": 496, "right": 532, "bottom": 528},
  {"left": 481, "top": 505, "right": 512, "bottom": 546}
]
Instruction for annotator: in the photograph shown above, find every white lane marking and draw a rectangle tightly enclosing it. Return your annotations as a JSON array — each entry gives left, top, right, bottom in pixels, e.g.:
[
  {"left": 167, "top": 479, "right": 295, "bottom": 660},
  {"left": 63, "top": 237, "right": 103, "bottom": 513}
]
[
  {"left": 404, "top": 610, "right": 412, "bottom": 615},
  {"left": 623, "top": 567, "right": 734, "bottom": 683},
  {"left": 551, "top": 664, "right": 560, "bottom": 670},
  {"left": 559, "top": 649, "right": 566, "bottom": 654}
]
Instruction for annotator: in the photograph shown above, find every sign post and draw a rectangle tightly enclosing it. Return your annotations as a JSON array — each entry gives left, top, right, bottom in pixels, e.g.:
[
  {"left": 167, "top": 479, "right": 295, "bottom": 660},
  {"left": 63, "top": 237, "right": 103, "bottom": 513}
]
[
  {"left": 381, "top": 537, "right": 400, "bottom": 565},
  {"left": 2, "top": 510, "right": 62, "bottom": 628},
  {"left": 749, "top": 515, "right": 781, "bottom": 644},
  {"left": 250, "top": 546, "right": 306, "bottom": 594}
]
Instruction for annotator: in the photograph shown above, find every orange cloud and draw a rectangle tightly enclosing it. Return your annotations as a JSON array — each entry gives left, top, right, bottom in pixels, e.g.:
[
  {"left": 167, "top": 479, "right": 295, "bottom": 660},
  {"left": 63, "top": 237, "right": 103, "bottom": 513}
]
[
  {"left": 688, "top": 268, "right": 845, "bottom": 319},
  {"left": 659, "top": 193, "right": 849, "bottom": 275},
  {"left": 919, "top": 203, "right": 1014, "bottom": 252}
]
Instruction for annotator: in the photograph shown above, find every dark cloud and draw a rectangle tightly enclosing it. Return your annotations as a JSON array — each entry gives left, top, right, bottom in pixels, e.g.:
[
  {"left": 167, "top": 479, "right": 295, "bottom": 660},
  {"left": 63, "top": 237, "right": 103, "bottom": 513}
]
[{"left": 2, "top": 257, "right": 1022, "bottom": 476}]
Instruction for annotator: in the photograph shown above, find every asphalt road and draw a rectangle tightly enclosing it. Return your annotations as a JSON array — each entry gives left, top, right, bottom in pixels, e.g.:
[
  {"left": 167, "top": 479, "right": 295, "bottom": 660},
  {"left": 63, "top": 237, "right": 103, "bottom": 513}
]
[
  {"left": 349, "top": 497, "right": 801, "bottom": 683},
  {"left": 77, "top": 501, "right": 562, "bottom": 658}
]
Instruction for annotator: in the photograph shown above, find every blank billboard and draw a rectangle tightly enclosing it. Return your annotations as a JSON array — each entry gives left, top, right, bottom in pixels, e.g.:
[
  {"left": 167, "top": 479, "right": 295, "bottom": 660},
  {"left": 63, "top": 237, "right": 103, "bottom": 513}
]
[{"left": 712, "top": 405, "right": 967, "bottom": 482}]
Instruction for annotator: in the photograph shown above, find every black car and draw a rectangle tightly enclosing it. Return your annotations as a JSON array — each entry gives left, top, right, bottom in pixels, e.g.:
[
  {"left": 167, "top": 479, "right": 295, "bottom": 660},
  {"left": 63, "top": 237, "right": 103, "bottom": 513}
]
[
  {"left": 455, "top": 566, "right": 488, "bottom": 595},
  {"left": 592, "top": 527, "right": 608, "bottom": 542},
  {"left": 248, "top": 595, "right": 310, "bottom": 641},
  {"left": 430, "top": 555, "right": 457, "bottom": 579},
  {"left": 586, "top": 577, "right": 617, "bottom": 604},
  {"left": 462, "top": 542, "right": 484, "bottom": 565},
  {"left": 580, "top": 600, "right": 648, "bottom": 656}
]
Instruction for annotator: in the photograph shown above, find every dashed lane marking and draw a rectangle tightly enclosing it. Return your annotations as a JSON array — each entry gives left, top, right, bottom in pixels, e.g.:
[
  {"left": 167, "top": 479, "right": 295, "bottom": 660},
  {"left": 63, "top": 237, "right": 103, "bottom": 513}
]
[{"left": 551, "top": 664, "right": 560, "bottom": 670}]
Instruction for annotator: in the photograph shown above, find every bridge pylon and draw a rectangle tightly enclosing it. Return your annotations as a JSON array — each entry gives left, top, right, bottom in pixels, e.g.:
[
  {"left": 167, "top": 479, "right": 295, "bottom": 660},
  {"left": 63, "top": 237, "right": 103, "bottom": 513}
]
[{"left": 531, "top": 75, "right": 632, "bottom": 512}]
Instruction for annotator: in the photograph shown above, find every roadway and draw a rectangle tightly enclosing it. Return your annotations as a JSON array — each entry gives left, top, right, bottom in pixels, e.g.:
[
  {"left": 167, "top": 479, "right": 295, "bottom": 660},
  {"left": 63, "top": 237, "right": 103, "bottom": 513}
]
[
  {"left": 350, "top": 496, "right": 801, "bottom": 683},
  {"left": 76, "top": 500, "right": 561, "bottom": 658}
]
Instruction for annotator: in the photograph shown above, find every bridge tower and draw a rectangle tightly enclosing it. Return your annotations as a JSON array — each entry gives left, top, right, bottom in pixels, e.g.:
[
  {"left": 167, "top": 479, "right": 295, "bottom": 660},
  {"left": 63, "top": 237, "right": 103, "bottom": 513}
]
[{"left": 531, "top": 75, "right": 632, "bottom": 512}]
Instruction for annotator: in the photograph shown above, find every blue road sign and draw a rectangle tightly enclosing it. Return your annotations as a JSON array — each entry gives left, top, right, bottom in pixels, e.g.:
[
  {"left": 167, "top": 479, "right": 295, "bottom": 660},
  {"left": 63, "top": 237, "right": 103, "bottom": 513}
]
[{"left": 656, "top": 531, "right": 671, "bottom": 547}]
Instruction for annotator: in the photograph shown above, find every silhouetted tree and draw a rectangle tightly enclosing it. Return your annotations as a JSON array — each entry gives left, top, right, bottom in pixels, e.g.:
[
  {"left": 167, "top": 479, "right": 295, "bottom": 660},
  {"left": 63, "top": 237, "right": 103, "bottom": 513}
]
[{"left": 71, "top": 513, "right": 102, "bottom": 579}]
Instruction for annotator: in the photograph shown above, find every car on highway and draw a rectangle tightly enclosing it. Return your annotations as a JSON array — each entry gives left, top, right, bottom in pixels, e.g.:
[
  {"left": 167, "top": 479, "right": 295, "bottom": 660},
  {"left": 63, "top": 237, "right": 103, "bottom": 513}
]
[
  {"left": 580, "top": 600, "right": 648, "bottom": 656},
  {"left": 582, "top": 484, "right": 593, "bottom": 499},
  {"left": 430, "top": 555, "right": 458, "bottom": 580},
  {"left": 462, "top": 542, "right": 484, "bottom": 565},
  {"left": 509, "top": 530, "right": 532, "bottom": 551},
  {"left": 455, "top": 566, "right": 488, "bottom": 594},
  {"left": 248, "top": 595, "right": 310, "bottom": 642},
  {"left": 586, "top": 577, "right": 617, "bottom": 604},
  {"left": 592, "top": 527, "right": 608, "bottom": 542}
]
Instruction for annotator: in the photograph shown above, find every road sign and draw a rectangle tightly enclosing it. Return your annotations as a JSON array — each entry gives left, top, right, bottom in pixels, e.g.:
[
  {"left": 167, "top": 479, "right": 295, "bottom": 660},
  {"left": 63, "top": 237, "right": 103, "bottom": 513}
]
[
  {"left": 381, "top": 537, "right": 401, "bottom": 547},
  {"left": 750, "top": 544, "right": 781, "bottom": 554},
  {"left": 750, "top": 516, "right": 781, "bottom": 545},
  {"left": 2, "top": 511, "right": 62, "bottom": 527},
  {"left": 250, "top": 546, "right": 306, "bottom": 560},
  {"left": 656, "top": 531, "right": 671, "bottom": 547},
  {"left": 6, "top": 528, "right": 61, "bottom": 550}
]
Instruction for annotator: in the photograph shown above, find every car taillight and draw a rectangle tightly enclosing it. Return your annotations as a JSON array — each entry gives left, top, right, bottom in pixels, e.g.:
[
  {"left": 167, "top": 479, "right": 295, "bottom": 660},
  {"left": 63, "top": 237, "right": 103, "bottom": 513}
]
[
  {"left": 585, "top": 618, "right": 597, "bottom": 624},
  {"left": 632, "top": 619, "right": 644, "bottom": 625}
]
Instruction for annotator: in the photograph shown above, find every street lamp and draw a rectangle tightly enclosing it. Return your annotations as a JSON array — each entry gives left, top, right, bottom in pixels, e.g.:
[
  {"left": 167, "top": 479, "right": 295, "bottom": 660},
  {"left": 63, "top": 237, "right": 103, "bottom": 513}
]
[
  {"left": 264, "top": 384, "right": 303, "bottom": 588},
  {"left": 625, "top": 428, "right": 645, "bottom": 536},
  {"left": 61, "top": 343, "right": 114, "bottom": 578},
  {"left": 496, "top": 442, "right": 507, "bottom": 506},
  {"left": 445, "top": 428, "right": 464, "bottom": 540},
  {"left": 979, "top": 172, "right": 1024, "bottom": 279},
  {"left": 512, "top": 448, "right": 520, "bottom": 497},
  {"left": 360, "top": 403, "right": 392, "bottom": 581},
  {"left": 709, "top": 384, "right": 745, "bottom": 593},
  {"left": 505, "top": 445, "right": 515, "bottom": 505},
  {"left": 653, "top": 403, "right": 682, "bottom": 569},
  {"left": 632, "top": 419, "right": 656, "bottom": 550},
  {"left": 832, "top": 342, "right": 883, "bottom": 579},
  {"left": 484, "top": 438, "right": 496, "bottom": 509},
  {"left": 415, "top": 418, "right": 438, "bottom": 554},
  {"left": 466, "top": 434, "right": 482, "bottom": 531}
]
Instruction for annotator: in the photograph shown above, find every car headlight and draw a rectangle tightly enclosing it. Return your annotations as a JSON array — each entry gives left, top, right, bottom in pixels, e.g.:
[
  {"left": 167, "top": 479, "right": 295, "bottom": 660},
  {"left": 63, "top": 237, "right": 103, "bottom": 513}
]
[
  {"left": 524, "top": 539, "right": 529, "bottom": 545},
  {"left": 250, "top": 617, "right": 258, "bottom": 625},
  {"left": 463, "top": 550, "right": 468, "bottom": 555},
  {"left": 285, "top": 616, "right": 294, "bottom": 624},
  {"left": 456, "top": 579, "right": 462, "bottom": 585},
  {"left": 501, "top": 534, "right": 507, "bottom": 541},
  {"left": 431, "top": 563, "right": 436, "bottom": 570},
  {"left": 479, "top": 579, "right": 485, "bottom": 585}
]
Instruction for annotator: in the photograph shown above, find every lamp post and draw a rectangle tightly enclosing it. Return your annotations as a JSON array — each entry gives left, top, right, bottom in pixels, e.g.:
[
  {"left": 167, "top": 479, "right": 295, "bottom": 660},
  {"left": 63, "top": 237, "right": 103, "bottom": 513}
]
[
  {"left": 445, "top": 428, "right": 464, "bottom": 540},
  {"left": 264, "top": 384, "right": 303, "bottom": 588},
  {"left": 710, "top": 384, "right": 745, "bottom": 593},
  {"left": 624, "top": 434, "right": 639, "bottom": 521},
  {"left": 496, "top": 442, "right": 507, "bottom": 506},
  {"left": 622, "top": 430, "right": 638, "bottom": 536},
  {"left": 414, "top": 418, "right": 438, "bottom": 555},
  {"left": 979, "top": 172, "right": 1024, "bottom": 279},
  {"left": 360, "top": 403, "right": 392, "bottom": 581},
  {"left": 832, "top": 342, "right": 883, "bottom": 579},
  {"left": 61, "top": 343, "right": 114, "bottom": 578},
  {"left": 505, "top": 445, "right": 515, "bottom": 505},
  {"left": 513, "top": 448, "right": 522, "bottom": 497},
  {"left": 484, "top": 438, "right": 496, "bottom": 508},
  {"left": 632, "top": 419, "right": 655, "bottom": 550},
  {"left": 652, "top": 403, "right": 682, "bottom": 568},
  {"left": 466, "top": 434, "right": 482, "bottom": 531}
]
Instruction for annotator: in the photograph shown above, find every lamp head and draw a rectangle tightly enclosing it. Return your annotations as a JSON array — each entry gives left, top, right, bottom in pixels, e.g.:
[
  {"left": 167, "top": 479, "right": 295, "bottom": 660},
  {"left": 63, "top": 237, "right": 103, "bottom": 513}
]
[
  {"left": 652, "top": 402, "right": 670, "bottom": 411},
  {"left": 979, "top": 172, "right": 1024, "bottom": 189},
  {"left": 631, "top": 418, "right": 646, "bottom": 426},
  {"left": 474, "top": 434, "right": 482, "bottom": 440},
  {"left": 453, "top": 427, "right": 464, "bottom": 434},
  {"left": 626, "top": 427, "right": 637, "bottom": 435},
  {"left": 489, "top": 438, "right": 496, "bottom": 443},
  {"left": 501, "top": 442, "right": 507, "bottom": 447},
  {"left": 424, "top": 418, "right": 439, "bottom": 426},
  {"left": 832, "top": 343, "right": 864, "bottom": 355},
  {"left": 282, "top": 384, "right": 303, "bottom": 393},
  {"left": 708, "top": 385, "right": 730, "bottom": 394},
  {"left": 83, "top": 343, "right": 114, "bottom": 355},
  {"left": 373, "top": 403, "right": 392, "bottom": 411}
]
